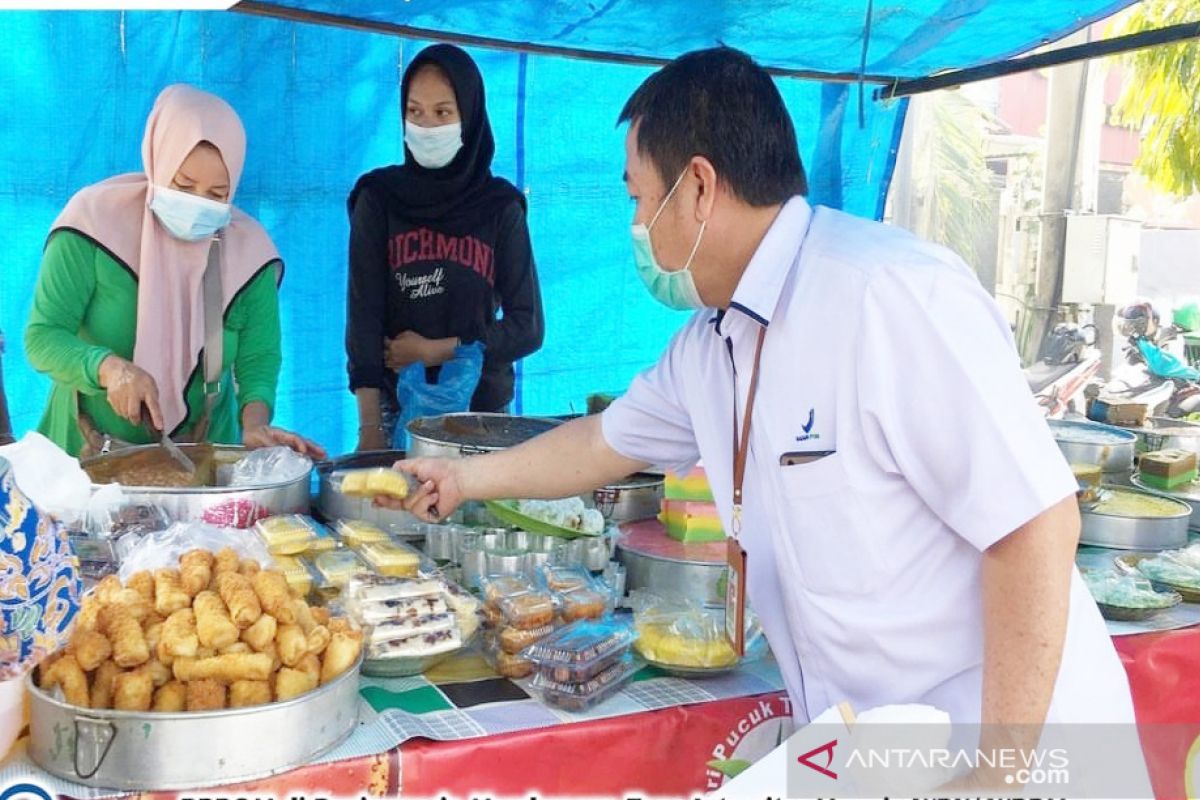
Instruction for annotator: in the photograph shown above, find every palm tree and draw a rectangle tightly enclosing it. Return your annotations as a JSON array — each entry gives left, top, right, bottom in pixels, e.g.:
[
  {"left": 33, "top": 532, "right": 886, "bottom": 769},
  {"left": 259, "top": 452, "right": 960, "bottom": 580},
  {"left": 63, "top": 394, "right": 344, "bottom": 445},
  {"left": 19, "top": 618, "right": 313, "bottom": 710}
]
[{"left": 1110, "top": 1, "right": 1200, "bottom": 197}]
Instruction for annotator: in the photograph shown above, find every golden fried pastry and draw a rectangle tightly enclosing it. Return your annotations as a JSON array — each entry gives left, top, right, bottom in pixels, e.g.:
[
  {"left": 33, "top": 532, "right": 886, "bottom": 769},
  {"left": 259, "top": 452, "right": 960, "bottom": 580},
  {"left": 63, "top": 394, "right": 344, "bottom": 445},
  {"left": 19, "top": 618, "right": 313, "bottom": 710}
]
[
  {"left": 229, "top": 679, "right": 272, "bottom": 708},
  {"left": 310, "top": 606, "right": 331, "bottom": 626},
  {"left": 127, "top": 571, "right": 155, "bottom": 605},
  {"left": 306, "top": 625, "right": 331, "bottom": 656},
  {"left": 273, "top": 667, "right": 317, "bottom": 701},
  {"left": 319, "top": 630, "right": 362, "bottom": 684},
  {"left": 193, "top": 591, "right": 239, "bottom": 650},
  {"left": 239, "top": 559, "right": 261, "bottom": 578},
  {"left": 276, "top": 624, "right": 308, "bottom": 667},
  {"left": 216, "top": 571, "right": 262, "bottom": 629},
  {"left": 153, "top": 680, "right": 187, "bottom": 712},
  {"left": 160, "top": 608, "right": 199, "bottom": 660},
  {"left": 112, "top": 669, "right": 153, "bottom": 711},
  {"left": 90, "top": 660, "right": 120, "bottom": 709},
  {"left": 93, "top": 575, "right": 124, "bottom": 605},
  {"left": 144, "top": 619, "right": 164, "bottom": 659},
  {"left": 297, "top": 653, "right": 321, "bottom": 686},
  {"left": 220, "top": 641, "right": 252, "bottom": 655},
  {"left": 42, "top": 654, "right": 90, "bottom": 707},
  {"left": 173, "top": 653, "right": 274, "bottom": 683},
  {"left": 70, "top": 628, "right": 112, "bottom": 672},
  {"left": 141, "top": 659, "right": 172, "bottom": 688},
  {"left": 213, "top": 547, "right": 240, "bottom": 578},
  {"left": 154, "top": 569, "right": 191, "bottom": 616},
  {"left": 109, "top": 588, "right": 152, "bottom": 621},
  {"left": 241, "top": 613, "right": 277, "bottom": 652},
  {"left": 74, "top": 596, "right": 102, "bottom": 633},
  {"left": 99, "top": 605, "right": 150, "bottom": 668},
  {"left": 180, "top": 549, "right": 213, "bottom": 596},
  {"left": 252, "top": 570, "right": 295, "bottom": 624},
  {"left": 186, "top": 678, "right": 227, "bottom": 711}
]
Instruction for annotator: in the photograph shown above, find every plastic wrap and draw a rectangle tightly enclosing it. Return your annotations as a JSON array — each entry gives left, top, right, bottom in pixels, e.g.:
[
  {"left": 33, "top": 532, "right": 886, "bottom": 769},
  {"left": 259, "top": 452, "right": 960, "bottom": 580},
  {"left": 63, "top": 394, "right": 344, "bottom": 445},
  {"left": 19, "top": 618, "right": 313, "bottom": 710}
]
[
  {"left": 629, "top": 590, "right": 762, "bottom": 671},
  {"left": 228, "top": 446, "right": 313, "bottom": 487},
  {"left": 1082, "top": 569, "right": 1178, "bottom": 609},
  {"left": 117, "top": 522, "right": 271, "bottom": 582}
]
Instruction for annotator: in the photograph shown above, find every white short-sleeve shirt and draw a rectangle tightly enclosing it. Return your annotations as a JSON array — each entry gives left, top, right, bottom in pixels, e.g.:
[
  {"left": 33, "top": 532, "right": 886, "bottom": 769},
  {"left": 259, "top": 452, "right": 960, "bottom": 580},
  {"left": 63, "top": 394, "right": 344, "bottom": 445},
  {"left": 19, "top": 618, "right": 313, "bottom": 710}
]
[{"left": 604, "top": 197, "right": 1137, "bottom": 727}]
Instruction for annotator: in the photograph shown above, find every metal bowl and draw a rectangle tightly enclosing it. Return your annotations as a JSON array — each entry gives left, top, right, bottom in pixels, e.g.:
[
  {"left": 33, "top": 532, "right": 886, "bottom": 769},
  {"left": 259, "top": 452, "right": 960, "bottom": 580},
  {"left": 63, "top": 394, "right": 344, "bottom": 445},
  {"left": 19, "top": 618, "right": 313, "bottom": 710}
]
[
  {"left": 1079, "top": 485, "right": 1191, "bottom": 550},
  {"left": 27, "top": 653, "right": 362, "bottom": 790},
  {"left": 83, "top": 444, "right": 310, "bottom": 526},
  {"left": 407, "top": 413, "right": 562, "bottom": 459},
  {"left": 1049, "top": 419, "right": 1137, "bottom": 474},
  {"left": 594, "top": 473, "right": 665, "bottom": 523}
]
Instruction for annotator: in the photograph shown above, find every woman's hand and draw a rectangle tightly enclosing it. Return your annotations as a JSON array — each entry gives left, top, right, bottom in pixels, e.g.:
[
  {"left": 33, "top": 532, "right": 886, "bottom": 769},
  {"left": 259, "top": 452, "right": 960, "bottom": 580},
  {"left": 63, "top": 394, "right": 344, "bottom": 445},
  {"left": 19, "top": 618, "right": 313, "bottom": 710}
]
[
  {"left": 384, "top": 332, "right": 458, "bottom": 370},
  {"left": 243, "top": 424, "right": 327, "bottom": 459},
  {"left": 98, "top": 355, "right": 163, "bottom": 430}
]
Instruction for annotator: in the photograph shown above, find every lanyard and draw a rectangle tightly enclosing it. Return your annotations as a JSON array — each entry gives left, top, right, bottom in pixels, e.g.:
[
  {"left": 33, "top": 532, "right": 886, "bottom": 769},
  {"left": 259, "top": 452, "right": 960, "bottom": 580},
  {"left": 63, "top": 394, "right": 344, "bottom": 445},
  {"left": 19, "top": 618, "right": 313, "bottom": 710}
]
[{"left": 730, "top": 326, "right": 768, "bottom": 539}]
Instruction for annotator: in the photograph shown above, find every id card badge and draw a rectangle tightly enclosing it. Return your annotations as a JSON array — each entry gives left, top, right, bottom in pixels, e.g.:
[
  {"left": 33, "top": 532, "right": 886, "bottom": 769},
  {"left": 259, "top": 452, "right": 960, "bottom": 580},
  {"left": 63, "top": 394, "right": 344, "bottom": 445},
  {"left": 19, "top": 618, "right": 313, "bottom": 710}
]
[{"left": 725, "top": 536, "right": 748, "bottom": 656}]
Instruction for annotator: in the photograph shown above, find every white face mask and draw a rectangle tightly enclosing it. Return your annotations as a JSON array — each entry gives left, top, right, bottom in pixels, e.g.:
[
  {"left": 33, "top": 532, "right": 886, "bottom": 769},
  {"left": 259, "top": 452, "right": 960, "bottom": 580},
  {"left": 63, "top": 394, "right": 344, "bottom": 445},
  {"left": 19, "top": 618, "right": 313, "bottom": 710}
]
[
  {"left": 405, "top": 121, "right": 463, "bottom": 169},
  {"left": 149, "top": 185, "right": 232, "bottom": 241},
  {"left": 631, "top": 168, "right": 706, "bottom": 310}
]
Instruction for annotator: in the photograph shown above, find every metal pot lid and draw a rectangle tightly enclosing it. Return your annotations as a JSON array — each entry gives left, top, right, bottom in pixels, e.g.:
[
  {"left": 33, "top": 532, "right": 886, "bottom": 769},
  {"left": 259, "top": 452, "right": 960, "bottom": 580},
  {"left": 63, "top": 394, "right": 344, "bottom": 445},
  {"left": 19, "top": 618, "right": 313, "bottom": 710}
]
[
  {"left": 1047, "top": 419, "right": 1137, "bottom": 445},
  {"left": 317, "top": 450, "right": 407, "bottom": 474},
  {"left": 602, "top": 472, "right": 666, "bottom": 490},
  {"left": 407, "top": 413, "right": 561, "bottom": 450}
]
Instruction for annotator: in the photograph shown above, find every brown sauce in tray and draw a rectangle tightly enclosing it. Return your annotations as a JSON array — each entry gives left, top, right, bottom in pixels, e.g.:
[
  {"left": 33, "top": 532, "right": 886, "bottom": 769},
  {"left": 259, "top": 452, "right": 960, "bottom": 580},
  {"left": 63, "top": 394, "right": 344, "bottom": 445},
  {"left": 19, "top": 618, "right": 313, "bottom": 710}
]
[{"left": 85, "top": 445, "right": 218, "bottom": 488}]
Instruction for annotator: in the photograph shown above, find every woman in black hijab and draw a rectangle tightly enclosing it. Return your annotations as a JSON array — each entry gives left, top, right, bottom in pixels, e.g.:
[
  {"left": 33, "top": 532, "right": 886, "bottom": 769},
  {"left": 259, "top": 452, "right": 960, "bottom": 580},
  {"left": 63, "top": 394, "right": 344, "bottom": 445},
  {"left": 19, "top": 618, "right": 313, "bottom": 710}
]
[{"left": 346, "top": 44, "right": 545, "bottom": 451}]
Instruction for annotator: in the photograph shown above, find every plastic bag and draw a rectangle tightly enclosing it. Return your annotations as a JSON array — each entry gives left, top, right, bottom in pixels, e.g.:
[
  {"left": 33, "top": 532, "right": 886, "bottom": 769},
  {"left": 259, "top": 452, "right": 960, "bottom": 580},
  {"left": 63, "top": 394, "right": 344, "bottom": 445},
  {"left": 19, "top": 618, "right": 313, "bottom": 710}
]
[
  {"left": 0, "top": 432, "right": 93, "bottom": 527},
  {"left": 1082, "top": 569, "right": 1178, "bottom": 608},
  {"left": 627, "top": 590, "right": 763, "bottom": 669},
  {"left": 229, "top": 446, "right": 313, "bottom": 487},
  {"left": 117, "top": 521, "right": 272, "bottom": 582},
  {"left": 394, "top": 342, "right": 485, "bottom": 449},
  {"left": 1136, "top": 337, "right": 1200, "bottom": 381}
]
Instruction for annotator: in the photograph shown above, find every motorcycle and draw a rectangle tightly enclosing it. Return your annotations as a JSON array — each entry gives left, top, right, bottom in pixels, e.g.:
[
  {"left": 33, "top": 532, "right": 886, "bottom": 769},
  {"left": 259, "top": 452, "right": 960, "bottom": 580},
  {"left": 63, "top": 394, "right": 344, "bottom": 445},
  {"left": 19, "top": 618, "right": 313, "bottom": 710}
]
[
  {"left": 1090, "top": 303, "right": 1200, "bottom": 421},
  {"left": 1025, "top": 323, "right": 1101, "bottom": 418}
]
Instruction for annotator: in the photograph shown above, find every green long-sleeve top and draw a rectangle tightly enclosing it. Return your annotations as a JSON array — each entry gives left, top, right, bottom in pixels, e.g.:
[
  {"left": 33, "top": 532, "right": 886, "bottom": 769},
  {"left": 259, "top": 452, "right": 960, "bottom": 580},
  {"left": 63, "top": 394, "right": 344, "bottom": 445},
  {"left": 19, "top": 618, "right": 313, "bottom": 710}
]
[{"left": 25, "top": 229, "right": 284, "bottom": 457}]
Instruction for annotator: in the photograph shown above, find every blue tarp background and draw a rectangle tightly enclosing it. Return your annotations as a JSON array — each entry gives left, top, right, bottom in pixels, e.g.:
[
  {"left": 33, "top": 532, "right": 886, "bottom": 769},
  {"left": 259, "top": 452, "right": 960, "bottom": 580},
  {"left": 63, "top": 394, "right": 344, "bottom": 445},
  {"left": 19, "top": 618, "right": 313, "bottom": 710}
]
[{"left": 0, "top": 3, "right": 1133, "bottom": 456}]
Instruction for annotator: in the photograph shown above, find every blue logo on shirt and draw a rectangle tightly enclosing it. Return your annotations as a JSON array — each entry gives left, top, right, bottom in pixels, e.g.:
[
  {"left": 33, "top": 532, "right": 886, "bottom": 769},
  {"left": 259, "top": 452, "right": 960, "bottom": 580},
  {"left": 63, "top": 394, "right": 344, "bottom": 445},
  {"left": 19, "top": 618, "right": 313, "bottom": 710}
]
[{"left": 796, "top": 409, "right": 820, "bottom": 442}]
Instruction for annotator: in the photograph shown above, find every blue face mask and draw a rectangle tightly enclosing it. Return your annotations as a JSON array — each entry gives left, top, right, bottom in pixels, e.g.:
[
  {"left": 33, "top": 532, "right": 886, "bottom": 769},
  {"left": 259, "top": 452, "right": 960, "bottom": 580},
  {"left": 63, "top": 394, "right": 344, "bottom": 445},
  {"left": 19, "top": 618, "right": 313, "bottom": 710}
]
[
  {"left": 149, "top": 185, "right": 232, "bottom": 241},
  {"left": 631, "top": 168, "right": 707, "bottom": 311}
]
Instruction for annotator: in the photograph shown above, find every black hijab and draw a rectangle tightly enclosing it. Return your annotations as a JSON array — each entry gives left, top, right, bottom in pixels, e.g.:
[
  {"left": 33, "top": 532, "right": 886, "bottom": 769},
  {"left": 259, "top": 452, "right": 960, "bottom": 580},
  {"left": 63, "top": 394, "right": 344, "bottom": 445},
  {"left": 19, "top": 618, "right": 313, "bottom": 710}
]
[{"left": 348, "top": 44, "right": 524, "bottom": 222}]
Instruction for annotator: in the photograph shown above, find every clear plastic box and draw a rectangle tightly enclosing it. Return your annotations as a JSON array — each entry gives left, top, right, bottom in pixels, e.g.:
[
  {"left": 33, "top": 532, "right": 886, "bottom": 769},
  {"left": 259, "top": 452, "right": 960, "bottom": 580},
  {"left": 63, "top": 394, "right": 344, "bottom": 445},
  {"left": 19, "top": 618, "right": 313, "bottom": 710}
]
[
  {"left": 255, "top": 514, "right": 323, "bottom": 556},
  {"left": 529, "top": 654, "right": 637, "bottom": 711},
  {"left": 356, "top": 540, "right": 423, "bottom": 578},
  {"left": 522, "top": 619, "right": 637, "bottom": 682},
  {"left": 334, "top": 519, "right": 392, "bottom": 547}
]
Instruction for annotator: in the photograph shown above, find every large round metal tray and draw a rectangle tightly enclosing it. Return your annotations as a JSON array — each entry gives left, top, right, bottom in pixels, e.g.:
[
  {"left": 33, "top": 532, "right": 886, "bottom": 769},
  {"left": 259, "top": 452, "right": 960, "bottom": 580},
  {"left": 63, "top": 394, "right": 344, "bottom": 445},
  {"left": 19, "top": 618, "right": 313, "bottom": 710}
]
[
  {"left": 27, "top": 652, "right": 363, "bottom": 790},
  {"left": 1079, "top": 485, "right": 1191, "bottom": 551},
  {"left": 1131, "top": 473, "right": 1200, "bottom": 530},
  {"left": 407, "top": 413, "right": 561, "bottom": 458},
  {"left": 1049, "top": 419, "right": 1137, "bottom": 474},
  {"left": 82, "top": 444, "right": 311, "bottom": 526},
  {"left": 617, "top": 521, "right": 727, "bottom": 608}
]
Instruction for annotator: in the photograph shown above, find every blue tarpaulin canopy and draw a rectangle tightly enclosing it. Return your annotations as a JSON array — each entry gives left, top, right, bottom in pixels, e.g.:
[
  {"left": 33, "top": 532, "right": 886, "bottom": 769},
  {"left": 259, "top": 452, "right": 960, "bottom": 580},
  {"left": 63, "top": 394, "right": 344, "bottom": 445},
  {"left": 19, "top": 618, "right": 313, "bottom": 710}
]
[{"left": 0, "top": 2, "right": 1136, "bottom": 455}]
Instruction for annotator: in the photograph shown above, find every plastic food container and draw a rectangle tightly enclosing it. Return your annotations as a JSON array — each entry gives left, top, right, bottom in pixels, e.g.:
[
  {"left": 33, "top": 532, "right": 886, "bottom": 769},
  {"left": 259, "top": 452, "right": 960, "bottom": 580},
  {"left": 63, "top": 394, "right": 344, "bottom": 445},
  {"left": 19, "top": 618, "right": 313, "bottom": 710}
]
[
  {"left": 558, "top": 587, "right": 608, "bottom": 622},
  {"left": 314, "top": 549, "right": 369, "bottom": 588},
  {"left": 498, "top": 623, "right": 556, "bottom": 655},
  {"left": 255, "top": 515, "right": 324, "bottom": 556},
  {"left": 334, "top": 519, "right": 392, "bottom": 547},
  {"left": 355, "top": 540, "right": 423, "bottom": 577},
  {"left": 529, "top": 654, "right": 637, "bottom": 711},
  {"left": 522, "top": 619, "right": 637, "bottom": 682},
  {"left": 481, "top": 575, "right": 536, "bottom": 605},
  {"left": 496, "top": 591, "right": 557, "bottom": 630},
  {"left": 272, "top": 554, "right": 314, "bottom": 597},
  {"left": 538, "top": 565, "right": 593, "bottom": 592}
]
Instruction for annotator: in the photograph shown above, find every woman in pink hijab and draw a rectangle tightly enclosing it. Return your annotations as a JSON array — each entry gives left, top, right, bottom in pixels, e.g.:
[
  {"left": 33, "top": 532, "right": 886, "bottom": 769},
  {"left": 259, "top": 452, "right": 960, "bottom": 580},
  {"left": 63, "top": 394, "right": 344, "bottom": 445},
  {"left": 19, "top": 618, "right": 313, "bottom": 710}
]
[{"left": 24, "top": 84, "right": 323, "bottom": 459}]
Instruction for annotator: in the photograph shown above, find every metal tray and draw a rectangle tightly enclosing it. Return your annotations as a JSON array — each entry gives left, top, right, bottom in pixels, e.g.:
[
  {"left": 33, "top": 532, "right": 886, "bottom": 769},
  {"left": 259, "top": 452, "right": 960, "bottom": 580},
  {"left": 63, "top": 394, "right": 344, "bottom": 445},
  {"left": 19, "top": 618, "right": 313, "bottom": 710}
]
[
  {"left": 1131, "top": 474, "right": 1200, "bottom": 530},
  {"left": 1049, "top": 419, "right": 1137, "bottom": 474},
  {"left": 1079, "top": 486, "right": 1190, "bottom": 551},
  {"left": 27, "top": 653, "right": 363, "bottom": 790}
]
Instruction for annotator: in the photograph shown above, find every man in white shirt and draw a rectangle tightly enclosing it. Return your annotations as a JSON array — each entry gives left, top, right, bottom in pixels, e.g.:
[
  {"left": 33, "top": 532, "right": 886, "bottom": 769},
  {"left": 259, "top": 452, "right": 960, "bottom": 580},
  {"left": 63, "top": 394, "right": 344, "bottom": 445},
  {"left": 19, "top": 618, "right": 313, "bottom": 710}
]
[{"left": 391, "top": 47, "right": 1142, "bottom": 792}]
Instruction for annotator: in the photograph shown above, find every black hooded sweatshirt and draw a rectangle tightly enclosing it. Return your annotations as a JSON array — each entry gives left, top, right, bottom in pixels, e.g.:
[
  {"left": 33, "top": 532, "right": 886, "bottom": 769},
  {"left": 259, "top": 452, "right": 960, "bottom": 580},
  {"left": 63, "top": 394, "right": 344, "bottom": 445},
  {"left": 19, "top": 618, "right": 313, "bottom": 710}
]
[{"left": 346, "top": 44, "right": 544, "bottom": 413}]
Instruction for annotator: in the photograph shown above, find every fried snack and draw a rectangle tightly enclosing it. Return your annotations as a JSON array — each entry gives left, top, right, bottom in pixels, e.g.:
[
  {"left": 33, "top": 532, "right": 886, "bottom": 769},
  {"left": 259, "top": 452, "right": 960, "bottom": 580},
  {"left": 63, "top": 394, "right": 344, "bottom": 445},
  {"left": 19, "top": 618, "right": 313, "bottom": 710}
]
[
  {"left": 221, "top": 641, "right": 252, "bottom": 655},
  {"left": 90, "top": 660, "right": 121, "bottom": 709},
  {"left": 276, "top": 624, "right": 308, "bottom": 667},
  {"left": 173, "top": 653, "right": 274, "bottom": 683},
  {"left": 196, "top": 646, "right": 216, "bottom": 658},
  {"left": 310, "top": 606, "right": 331, "bottom": 626},
  {"left": 274, "top": 667, "right": 317, "bottom": 701},
  {"left": 306, "top": 625, "right": 331, "bottom": 656},
  {"left": 70, "top": 628, "right": 112, "bottom": 672},
  {"left": 216, "top": 572, "right": 262, "bottom": 628},
  {"left": 161, "top": 608, "right": 199, "bottom": 660},
  {"left": 261, "top": 640, "right": 282, "bottom": 672},
  {"left": 142, "top": 660, "right": 172, "bottom": 688},
  {"left": 144, "top": 619, "right": 164, "bottom": 658},
  {"left": 100, "top": 605, "right": 150, "bottom": 667},
  {"left": 74, "top": 596, "right": 102, "bottom": 633},
  {"left": 42, "top": 654, "right": 90, "bottom": 707},
  {"left": 241, "top": 613, "right": 277, "bottom": 652},
  {"left": 213, "top": 547, "right": 240, "bottom": 577},
  {"left": 239, "top": 559, "right": 261, "bottom": 578},
  {"left": 112, "top": 669, "right": 153, "bottom": 711},
  {"left": 93, "top": 575, "right": 124, "bottom": 605},
  {"left": 193, "top": 591, "right": 239, "bottom": 649},
  {"left": 297, "top": 653, "right": 321, "bottom": 686},
  {"left": 293, "top": 598, "right": 318, "bottom": 633},
  {"left": 127, "top": 571, "right": 155, "bottom": 605},
  {"left": 154, "top": 569, "right": 191, "bottom": 616},
  {"left": 319, "top": 630, "right": 362, "bottom": 684},
  {"left": 186, "top": 678, "right": 227, "bottom": 711},
  {"left": 153, "top": 680, "right": 187, "bottom": 712},
  {"left": 110, "top": 588, "right": 152, "bottom": 621},
  {"left": 180, "top": 549, "right": 213, "bottom": 596},
  {"left": 328, "top": 617, "right": 354, "bottom": 635},
  {"left": 229, "top": 679, "right": 272, "bottom": 708},
  {"left": 252, "top": 570, "right": 295, "bottom": 624}
]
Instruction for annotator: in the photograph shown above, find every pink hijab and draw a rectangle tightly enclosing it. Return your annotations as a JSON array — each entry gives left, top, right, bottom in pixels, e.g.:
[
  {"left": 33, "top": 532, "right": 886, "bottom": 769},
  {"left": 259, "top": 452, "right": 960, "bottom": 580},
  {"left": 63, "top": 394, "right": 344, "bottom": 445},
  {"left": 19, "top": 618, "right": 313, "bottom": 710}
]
[{"left": 52, "top": 84, "right": 280, "bottom": 435}]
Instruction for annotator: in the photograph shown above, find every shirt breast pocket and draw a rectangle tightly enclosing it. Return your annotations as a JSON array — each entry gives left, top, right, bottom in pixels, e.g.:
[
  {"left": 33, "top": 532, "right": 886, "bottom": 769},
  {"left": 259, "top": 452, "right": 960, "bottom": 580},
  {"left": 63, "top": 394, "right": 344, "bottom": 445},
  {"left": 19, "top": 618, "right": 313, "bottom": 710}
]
[{"left": 776, "top": 452, "right": 882, "bottom": 595}]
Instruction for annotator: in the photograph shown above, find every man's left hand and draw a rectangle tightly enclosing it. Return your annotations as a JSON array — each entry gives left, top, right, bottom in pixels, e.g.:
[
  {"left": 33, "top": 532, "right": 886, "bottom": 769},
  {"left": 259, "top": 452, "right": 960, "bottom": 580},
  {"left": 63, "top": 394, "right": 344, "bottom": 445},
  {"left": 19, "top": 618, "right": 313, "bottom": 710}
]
[{"left": 243, "top": 424, "right": 327, "bottom": 459}]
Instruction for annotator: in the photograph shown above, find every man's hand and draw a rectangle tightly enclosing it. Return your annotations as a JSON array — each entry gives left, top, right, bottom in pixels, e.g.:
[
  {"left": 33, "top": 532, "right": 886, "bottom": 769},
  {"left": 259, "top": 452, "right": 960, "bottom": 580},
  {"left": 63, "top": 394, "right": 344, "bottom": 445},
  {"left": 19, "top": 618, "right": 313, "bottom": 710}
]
[
  {"left": 388, "top": 457, "right": 467, "bottom": 521},
  {"left": 99, "top": 355, "right": 163, "bottom": 429},
  {"left": 243, "top": 424, "right": 327, "bottom": 459}
]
